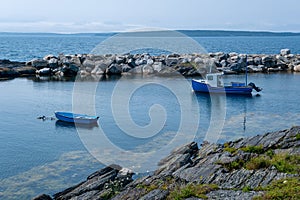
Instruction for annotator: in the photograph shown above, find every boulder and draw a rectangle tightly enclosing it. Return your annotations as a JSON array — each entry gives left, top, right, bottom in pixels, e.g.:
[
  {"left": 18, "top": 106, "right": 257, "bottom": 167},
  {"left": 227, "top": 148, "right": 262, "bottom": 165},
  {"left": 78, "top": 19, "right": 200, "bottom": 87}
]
[
  {"left": 82, "top": 59, "right": 95, "bottom": 69},
  {"left": 142, "top": 65, "right": 154, "bottom": 74},
  {"left": 194, "top": 57, "right": 203, "bottom": 64},
  {"left": 127, "top": 58, "right": 136, "bottom": 68},
  {"left": 293, "top": 64, "right": 300, "bottom": 72},
  {"left": 48, "top": 58, "right": 58, "bottom": 69},
  {"left": 91, "top": 65, "right": 105, "bottom": 75},
  {"left": 146, "top": 59, "right": 154, "bottom": 65},
  {"left": 106, "top": 64, "right": 122, "bottom": 75},
  {"left": 165, "top": 57, "right": 179, "bottom": 66},
  {"left": 253, "top": 57, "right": 262, "bottom": 65},
  {"left": 0, "top": 67, "right": 19, "bottom": 77},
  {"left": 70, "top": 56, "right": 82, "bottom": 66},
  {"left": 115, "top": 56, "right": 125, "bottom": 64},
  {"left": 121, "top": 64, "right": 132, "bottom": 73},
  {"left": 152, "top": 62, "right": 164, "bottom": 72},
  {"left": 220, "top": 59, "right": 229, "bottom": 68},
  {"left": 53, "top": 164, "right": 133, "bottom": 200},
  {"left": 130, "top": 66, "right": 143, "bottom": 74},
  {"left": 32, "top": 194, "right": 52, "bottom": 200},
  {"left": 36, "top": 68, "right": 51, "bottom": 76},
  {"left": 280, "top": 48, "right": 291, "bottom": 56},
  {"left": 62, "top": 64, "right": 79, "bottom": 76},
  {"left": 15, "top": 66, "right": 37, "bottom": 75},
  {"left": 43, "top": 55, "right": 56, "bottom": 61},
  {"left": 30, "top": 59, "right": 48, "bottom": 69}
]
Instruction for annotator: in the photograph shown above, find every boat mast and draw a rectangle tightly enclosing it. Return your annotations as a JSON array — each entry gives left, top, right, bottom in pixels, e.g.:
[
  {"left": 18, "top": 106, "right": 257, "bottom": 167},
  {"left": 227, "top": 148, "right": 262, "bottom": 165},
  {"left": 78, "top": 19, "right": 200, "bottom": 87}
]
[{"left": 245, "top": 55, "right": 248, "bottom": 85}]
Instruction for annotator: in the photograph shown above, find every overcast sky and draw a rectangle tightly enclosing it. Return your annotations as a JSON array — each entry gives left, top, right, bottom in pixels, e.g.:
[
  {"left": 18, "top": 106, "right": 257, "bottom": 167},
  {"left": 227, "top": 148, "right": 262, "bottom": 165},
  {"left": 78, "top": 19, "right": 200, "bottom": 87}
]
[{"left": 1, "top": 0, "right": 299, "bottom": 33}]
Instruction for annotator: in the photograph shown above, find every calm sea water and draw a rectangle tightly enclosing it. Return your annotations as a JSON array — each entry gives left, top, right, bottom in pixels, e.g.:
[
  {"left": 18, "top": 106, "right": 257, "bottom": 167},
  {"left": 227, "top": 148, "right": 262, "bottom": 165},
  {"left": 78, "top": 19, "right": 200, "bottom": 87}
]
[
  {"left": 1, "top": 34, "right": 300, "bottom": 199},
  {"left": 1, "top": 34, "right": 300, "bottom": 61}
]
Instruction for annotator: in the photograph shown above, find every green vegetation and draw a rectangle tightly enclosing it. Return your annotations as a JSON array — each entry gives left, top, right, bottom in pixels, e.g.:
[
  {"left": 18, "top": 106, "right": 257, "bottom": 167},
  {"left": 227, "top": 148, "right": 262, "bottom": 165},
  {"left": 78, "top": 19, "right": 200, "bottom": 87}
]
[
  {"left": 100, "top": 180, "right": 123, "bottom": 200},
  {"left": 220, "top": 142, "right": 299, "bottom": 174},
  {"left": 271, "top": 154, "right": 300, "bottom": 174},
  {"left": 245, "top": 153, "right": 300, "bottom": 174},
  {"left": 242, "top": 186, "right": 252, "bottom": 192},
  {"left": 296, "top": 133, "right": 300, "bottom": 140},
  {"left": 223, "top": 160, "right": 245, "bottom": 171},
  {"left": 137, "top": 183, "right": 158, "bottom": 193},
  {"left": 223, "top": 144, "right": 265, "bottom": 155},
  {"left": 240, "top": 145, "right": 264, "bottom": 154},
  {"left": 245, "top": 156, "right": 271, "bottom": 170},
  {"left": 223, "top": 143, "right": 238, "bottom": 154},
  {"left": 167, "top": 183, "right": 219, "bottom": 200},
  {"left": 253, "top": 177, "right": 300, "bottom": 200}
]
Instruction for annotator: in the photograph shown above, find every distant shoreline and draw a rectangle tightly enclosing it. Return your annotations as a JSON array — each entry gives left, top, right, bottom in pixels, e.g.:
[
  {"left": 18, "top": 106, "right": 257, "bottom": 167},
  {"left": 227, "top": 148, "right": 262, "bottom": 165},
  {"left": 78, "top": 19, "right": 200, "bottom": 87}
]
[{"left": 1, "top": 30, "right": 300, "bottom": 37}]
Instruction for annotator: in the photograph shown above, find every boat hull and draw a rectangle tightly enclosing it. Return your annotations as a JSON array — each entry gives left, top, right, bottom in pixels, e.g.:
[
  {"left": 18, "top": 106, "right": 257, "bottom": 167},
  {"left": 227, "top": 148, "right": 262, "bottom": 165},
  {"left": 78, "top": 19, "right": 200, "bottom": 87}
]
[
  {"left": 55, "top": 112, "right": 99, "bottom": 124},
  {"left": 192, "top": 80, "right": 253, "bottom": 95}
]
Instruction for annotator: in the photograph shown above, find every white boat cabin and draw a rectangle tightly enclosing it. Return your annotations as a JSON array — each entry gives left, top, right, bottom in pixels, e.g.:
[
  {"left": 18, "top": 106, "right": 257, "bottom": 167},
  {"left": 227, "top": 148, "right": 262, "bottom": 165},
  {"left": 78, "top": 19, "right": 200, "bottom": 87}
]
[{"left": 205, "top": 73, "right": 224, "bottom": 87}]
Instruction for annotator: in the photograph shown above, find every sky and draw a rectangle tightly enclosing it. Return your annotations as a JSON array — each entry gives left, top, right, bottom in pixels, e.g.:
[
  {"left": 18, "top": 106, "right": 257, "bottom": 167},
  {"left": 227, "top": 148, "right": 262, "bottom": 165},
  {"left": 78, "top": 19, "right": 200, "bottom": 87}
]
[{"left": 1, "top": 0, "right": 300, "bottom": 33}]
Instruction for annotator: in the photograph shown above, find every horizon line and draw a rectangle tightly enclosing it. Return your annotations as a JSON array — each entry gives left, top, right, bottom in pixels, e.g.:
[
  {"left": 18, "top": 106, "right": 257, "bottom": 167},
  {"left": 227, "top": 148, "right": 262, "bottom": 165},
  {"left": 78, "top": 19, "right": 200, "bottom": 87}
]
[{"left": 1, "top": 29, "right": 300, "bottom": 35}]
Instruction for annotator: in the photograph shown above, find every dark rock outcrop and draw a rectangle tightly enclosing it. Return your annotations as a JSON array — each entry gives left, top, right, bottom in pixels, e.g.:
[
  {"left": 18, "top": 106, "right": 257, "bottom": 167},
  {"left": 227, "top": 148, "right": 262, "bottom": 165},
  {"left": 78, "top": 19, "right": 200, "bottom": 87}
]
[{"left": 36, "top": 126, "right": 299, "bottom": 200}]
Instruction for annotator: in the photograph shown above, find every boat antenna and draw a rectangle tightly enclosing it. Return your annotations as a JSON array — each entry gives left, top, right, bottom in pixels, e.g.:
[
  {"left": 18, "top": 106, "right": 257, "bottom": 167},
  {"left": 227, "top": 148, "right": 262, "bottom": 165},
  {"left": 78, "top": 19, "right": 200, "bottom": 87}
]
[{"left": 245, "top": 54, "right": 248, "bottom": 85}]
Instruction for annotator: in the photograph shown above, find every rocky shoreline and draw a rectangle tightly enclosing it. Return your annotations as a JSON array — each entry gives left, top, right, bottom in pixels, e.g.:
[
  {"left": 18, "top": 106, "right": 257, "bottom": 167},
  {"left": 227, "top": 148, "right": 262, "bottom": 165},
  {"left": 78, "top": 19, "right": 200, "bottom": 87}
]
[
  {"left": 1, "top": 49, "right": 300, "bottom": 80},
  {"left": 34, "top": 126, "right": 300, "bottom": 200}
]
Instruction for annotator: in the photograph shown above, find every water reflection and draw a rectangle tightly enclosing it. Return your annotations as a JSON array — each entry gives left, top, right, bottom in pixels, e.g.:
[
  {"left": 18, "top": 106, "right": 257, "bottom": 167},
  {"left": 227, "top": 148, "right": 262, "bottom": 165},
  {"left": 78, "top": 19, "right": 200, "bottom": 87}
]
[
  {"left": 193, "top": 92, "right": 256, "bottom": 143},
  {"left": 55, "top": 120, "right": 99, "bottom": 130}
]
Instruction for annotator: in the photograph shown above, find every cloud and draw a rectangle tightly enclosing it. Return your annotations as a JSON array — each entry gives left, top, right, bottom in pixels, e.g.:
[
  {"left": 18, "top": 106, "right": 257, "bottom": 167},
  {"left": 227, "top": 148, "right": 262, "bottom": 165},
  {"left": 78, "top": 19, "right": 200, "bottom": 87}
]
[{"left": 0, "top": 21, "right": 143, "bottom": 33}]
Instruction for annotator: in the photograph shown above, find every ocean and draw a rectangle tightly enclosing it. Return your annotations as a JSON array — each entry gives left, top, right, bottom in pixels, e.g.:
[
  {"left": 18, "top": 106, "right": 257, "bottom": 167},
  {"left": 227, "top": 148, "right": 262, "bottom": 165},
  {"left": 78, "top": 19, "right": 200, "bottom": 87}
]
[{"left": 0, "top": 32, "right": 300, "bottom": 199}]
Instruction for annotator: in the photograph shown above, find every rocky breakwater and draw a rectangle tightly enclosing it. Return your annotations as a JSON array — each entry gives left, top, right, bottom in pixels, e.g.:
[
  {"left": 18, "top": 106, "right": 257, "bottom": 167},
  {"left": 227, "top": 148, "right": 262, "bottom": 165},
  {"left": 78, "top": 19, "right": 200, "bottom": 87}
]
[
  {"left": 2, "top": 48, "right": 300, "bottom": 79},
  {"left": 34, "top": 126, "right": 300, "bottom": 200}
]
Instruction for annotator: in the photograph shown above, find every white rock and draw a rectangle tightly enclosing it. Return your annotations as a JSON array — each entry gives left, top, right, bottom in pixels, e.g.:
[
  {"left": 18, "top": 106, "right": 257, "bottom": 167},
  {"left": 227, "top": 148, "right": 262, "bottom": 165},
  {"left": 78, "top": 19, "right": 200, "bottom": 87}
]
[{"left": 280, "top": 49, "right": 291, "bottom": 56}]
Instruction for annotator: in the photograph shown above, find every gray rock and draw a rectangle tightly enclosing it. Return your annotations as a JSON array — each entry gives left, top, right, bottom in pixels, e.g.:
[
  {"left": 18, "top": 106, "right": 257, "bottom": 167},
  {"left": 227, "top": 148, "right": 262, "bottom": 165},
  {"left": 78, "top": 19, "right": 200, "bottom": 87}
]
[
  {"left": 54, "top": 164, "right": 133, "bottom": 200},
  {"left": 48, "top": 58, "right": 58, "bottom": 69},
  {"left": 36, "top": 68, "right": 51, "bottom": 76},
  {"left": 82, "top": 59, "right": 95, "bottom": 69},
  {"left": 106, "top": 64, "right": 122, "bottom": 75},
  {"left": 206, "top": 190, "right": 264, "bottom": 200},
  {"left": 31, "top": 59, "right": 48, "bottom": 69},
  {"left": 131, "top": 66, "right": 143, "bottom": 74},
  {"left": 294, "top": 64, "right": 300, "bottom": 72},
  {"left": 32, "top": 194, "right": 53, "bottom": 200},
  {"left": 139, "top": 189, "right": 169, "bottom": 200},
  {"left": 152, "top": 62, "right": 164, "bottom": 72},
  {"left": 253, "top": 57, "right": 262, "bottom": 65},
  {"left": 61, "top": 64, "right": 79, "bottom": 76},
  {"left": 142, "top": 65, "right": 154, "bottom": 74},
  {"left": 15, "top": 66, "right": 37, "bottom": 75},
  {"left": 121, "top": 64, "right": 132, "bottom": 73},
  {"left": 220, "top": 60, "right": 228, "bottom": 68}
]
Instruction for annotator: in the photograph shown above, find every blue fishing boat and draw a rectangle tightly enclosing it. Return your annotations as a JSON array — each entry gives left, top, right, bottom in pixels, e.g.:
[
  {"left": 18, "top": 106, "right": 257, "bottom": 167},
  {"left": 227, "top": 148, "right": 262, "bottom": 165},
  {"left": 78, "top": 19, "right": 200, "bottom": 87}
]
[
  {"left": 192, "top": 73, "right": 262, "bottom": 95},
  {"left": 55, "top": 111, "right": 99, "bottom": 124}
]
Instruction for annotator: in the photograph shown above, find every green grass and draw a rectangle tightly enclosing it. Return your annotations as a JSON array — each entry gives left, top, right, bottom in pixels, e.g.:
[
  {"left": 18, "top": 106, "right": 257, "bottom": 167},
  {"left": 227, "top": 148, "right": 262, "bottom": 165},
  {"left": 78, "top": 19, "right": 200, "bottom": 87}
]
[
  {"left": 245, "top": 153, "right": 300, "bottom": 174},
  {"left": 242, "top": 186, "right": 252, "bottom": 192},
  {"left": 240, "top": 145, "right": 264, "bottom": 154},
  {"left": 167, "top": 184, "right": 219, "bottom": 200},
  {"left": 245, "top": 156, "right": 271, "bottom": 170},
  {"left": 296, "top": 133, "right": 300, "bottom": 140},
  {"left": 136, "top": 183, "right": 158, "bottom": 192},
  {"left": 253, "top": 177, "right": 300, "bottom": 200},
  {"left": 271, "top": 154, "right": 300, "bottom": 174}
]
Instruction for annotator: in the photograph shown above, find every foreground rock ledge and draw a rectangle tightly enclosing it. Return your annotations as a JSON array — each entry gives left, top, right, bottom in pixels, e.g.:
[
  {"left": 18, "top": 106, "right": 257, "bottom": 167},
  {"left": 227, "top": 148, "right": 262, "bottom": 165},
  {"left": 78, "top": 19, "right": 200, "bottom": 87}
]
[
  {"left": 34, "top": 126, "right": 300, "bottom": 200},
  {"left": 2, "top": 49, "right": 300, "bottom": 79}
]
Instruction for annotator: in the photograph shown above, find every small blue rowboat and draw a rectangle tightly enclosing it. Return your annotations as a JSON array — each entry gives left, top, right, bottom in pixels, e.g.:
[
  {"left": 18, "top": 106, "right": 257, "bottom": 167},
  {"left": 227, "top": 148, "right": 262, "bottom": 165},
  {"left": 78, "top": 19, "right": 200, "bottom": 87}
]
[{"left": 55, "top": 111, "right": 99, "bottom": 124}]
